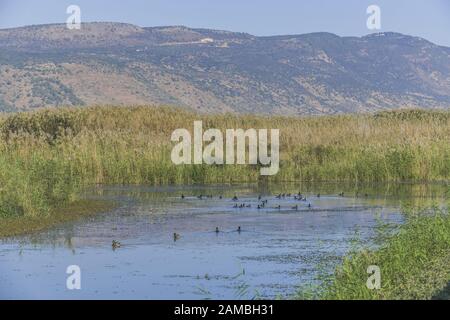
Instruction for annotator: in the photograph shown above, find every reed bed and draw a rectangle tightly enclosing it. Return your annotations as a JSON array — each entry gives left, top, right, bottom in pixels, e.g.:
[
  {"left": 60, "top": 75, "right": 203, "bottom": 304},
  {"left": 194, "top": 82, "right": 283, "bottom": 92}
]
[
  {"left": 297, "top": 207, "right": 450, "bottom": 300},
  {"left": 0, "top": 106, "right": 449, "bottom": 217}
]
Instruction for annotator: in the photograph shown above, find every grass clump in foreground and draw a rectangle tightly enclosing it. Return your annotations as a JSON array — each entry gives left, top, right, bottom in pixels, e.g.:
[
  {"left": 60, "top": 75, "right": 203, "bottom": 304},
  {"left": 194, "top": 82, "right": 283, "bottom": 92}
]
[
  {"left": 0, "top": 106, "right": 449, "bottom": 221},
  {"left": 298, "top": 207, "right": 450, "bottom": 300}
]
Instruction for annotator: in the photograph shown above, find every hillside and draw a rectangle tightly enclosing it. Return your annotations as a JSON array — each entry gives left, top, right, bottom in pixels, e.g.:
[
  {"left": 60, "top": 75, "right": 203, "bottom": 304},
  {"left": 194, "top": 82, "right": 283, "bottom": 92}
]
[{"left": 1, "top": 22, "right": 450, "bottom": 114}]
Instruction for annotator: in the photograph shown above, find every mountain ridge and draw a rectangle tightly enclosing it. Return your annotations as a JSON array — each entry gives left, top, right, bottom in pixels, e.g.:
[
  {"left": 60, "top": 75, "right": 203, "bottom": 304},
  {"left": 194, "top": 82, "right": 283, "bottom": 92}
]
[{"left": 1, "top": 22, "right": 450, "bottom": 114}]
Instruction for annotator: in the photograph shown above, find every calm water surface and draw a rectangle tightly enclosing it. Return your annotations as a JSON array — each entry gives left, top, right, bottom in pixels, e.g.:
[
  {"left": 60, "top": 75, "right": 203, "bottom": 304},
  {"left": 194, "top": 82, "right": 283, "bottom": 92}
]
[{"left": 0, "top": 183, "right": 446, "bottom": 299}]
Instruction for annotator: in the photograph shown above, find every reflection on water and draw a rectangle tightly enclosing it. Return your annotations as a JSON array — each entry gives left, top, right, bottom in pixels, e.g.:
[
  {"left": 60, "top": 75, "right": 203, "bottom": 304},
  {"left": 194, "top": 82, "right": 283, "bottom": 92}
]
[{"left": 0, "top": 183, "right": 447, "bottom": 299}]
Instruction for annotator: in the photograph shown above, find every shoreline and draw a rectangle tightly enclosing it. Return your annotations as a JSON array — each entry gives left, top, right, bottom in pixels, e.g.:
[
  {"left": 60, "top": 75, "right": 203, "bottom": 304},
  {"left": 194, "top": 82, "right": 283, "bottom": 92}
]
[
  {"left": 0, "top": 181, "right": 448, "bottom": 300},
  {"left": 0, "top": 199, "right": 117, "bottom": 239},
  {"left": 296, "top": 208, "right": 450, "bottom": 300}
]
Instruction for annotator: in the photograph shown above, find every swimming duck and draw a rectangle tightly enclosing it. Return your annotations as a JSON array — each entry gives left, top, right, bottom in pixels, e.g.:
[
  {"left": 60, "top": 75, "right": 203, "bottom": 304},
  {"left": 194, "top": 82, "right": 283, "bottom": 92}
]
[
  {"left": 339, "top": 192, "right": 344, "bottom": 197},
  {"left": 237, "top": 226, "right": 241, "bottom": 233},
  {"left": 275, "top": 194, "right": 281, "bottom": 199},
  {"left": 173, "top": 233, "right": 181, "bottom": 241},
  {"left": 232, "top": 195, "right": 239, "bottom": 201},
  {"left": 317, "top": 193, "right": 320, "bottom": 198},
  {"left": 215, "top": 227, "right": 220, "bottom": 233},
  {"left": 181, "top": 194, "right": 185, "bottom": 199},
  {"left": 112, "top": 240, "right": 121, "bottom": 250},
  {"left": 292, "top": 205, "right": 298, "bottom": 210}
]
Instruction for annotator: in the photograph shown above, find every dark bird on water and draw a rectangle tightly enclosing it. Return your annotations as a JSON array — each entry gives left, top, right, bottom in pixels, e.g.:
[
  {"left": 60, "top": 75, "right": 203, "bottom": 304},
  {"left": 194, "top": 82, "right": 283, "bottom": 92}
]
[
  {"left": 317, "top": 193, "right": 320, "bottom": 198},
  {"left": 215, "top": 227, "right": 220, "bottom": 233},
  {"left": 173, "top": 233, "right": 181, "bottom": 241},
  {"left": 237, "top": 226, "right": 241, "bottom": 233},
  {"left": 232, "top": 195, "right": 239, "bottom": 201},
  {"left": 339, "top": 192, "right": 344, "bottom": 197},
  {"left": 292, "top": 205, "right": 298, "bottom": 210},
  {"left": 181, "top": 194, "right": 185, "bottom": 199},
  {"left": 112, "top": 240, "right": 121, "bottom": 250}
]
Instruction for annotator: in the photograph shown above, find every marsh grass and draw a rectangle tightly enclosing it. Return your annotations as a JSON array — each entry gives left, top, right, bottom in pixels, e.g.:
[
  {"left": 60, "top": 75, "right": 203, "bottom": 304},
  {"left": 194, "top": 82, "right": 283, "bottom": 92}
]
[
  {"left": 0, "top": 106, "right": 449, "bottom": 219},
  {"left": 0, "top": 106, "right": 449, "bottom": 298},
  {"left": 297, "top": 207, "right": 450, "bottom": 300}
]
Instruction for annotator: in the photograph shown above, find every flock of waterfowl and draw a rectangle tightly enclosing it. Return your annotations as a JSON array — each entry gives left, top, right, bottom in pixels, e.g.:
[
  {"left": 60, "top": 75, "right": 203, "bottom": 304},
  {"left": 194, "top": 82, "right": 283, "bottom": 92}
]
[
  {"left": 182, "top": 192, "right": 316, "bottom": 211},
  {"left": 171, "top": 225, "right": 242, "bottom": 243},
  {"left": 112, "top": 225, "right": 241, "bottom": 248},
  {"left": 111, "top": 191, "right": 369, "bottom": 249}
]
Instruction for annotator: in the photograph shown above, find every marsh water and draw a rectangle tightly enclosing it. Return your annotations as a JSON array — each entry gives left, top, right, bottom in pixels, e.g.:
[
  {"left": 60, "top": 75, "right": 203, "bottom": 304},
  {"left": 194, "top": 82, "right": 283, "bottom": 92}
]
[{"left": 0, "top": 183, "right": 447, "bottom": 299}]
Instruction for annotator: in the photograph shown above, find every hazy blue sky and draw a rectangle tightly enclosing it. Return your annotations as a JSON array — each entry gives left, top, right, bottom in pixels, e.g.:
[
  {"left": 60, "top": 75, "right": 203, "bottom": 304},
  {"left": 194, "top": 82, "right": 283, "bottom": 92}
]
[{"left": 1, "top": 0, "right": 449, "bottom": 46}]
